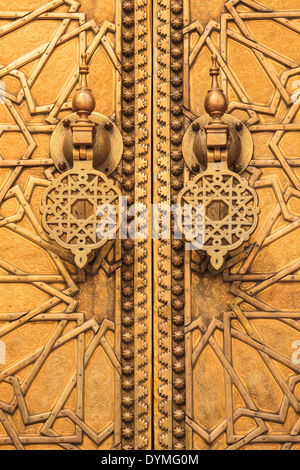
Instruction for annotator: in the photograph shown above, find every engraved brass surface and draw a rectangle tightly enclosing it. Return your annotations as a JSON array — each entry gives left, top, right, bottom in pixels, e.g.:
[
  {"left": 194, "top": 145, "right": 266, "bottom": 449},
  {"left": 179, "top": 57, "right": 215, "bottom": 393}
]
[
  {"left": 40, "top": 160, "right": 122, "bottom": 268},
  {"left": 179, "top": 54, "right": 259, "bottom": 269},
  {"left": 183, "top": 114, "right": 254, "bottom": 173},
  {"left": 0, "top": 0, "right": 151, "bottom": 451},
  {"left": 178, "top": 169, "right": 260, "bottom": 269},
  {"left": 154, "top": 0, "right": 300, "bottom": 451},
  {"left": 42, "top": 52, "right": 122, "bottom": 269},
  {"left": 0, "top": 0, "right": 299, "bottom": 452},
  {"left": 179, "top": 0, "right": 300, "bottom": 452},
  {"left": 50, "top": 112, "right": 123, "bottom": 175}
]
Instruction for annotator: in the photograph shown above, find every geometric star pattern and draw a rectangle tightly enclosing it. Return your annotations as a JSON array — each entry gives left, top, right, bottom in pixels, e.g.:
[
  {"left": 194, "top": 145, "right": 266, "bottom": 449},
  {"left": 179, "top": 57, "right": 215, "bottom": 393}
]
[
  {"left": 184, "top": 0, "right": 300, "bottom": 450},
  {"left": 0, "top": 0, "right": 300, "bottom": 452},
  {"left": 0, "top": 0, "right": 119, "bottom": 204},
  {"left": 41, "top": 162, "right": 121, "bottom": 268},
  {"left": 0, "top": 0, "right": 122, "bottom": 450},
  {"left": 0, "top": 177, "right": 121, "bottom": 449},
  {"left": 178, "top": 169, "right": 259, "bottom": 269}
]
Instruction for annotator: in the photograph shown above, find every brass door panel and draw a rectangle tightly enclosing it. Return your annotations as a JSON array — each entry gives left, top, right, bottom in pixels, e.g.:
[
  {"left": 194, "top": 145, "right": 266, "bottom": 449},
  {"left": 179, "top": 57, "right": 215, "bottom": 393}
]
[
  {"left": 0, "top": 0, "right": 152, "bottom": 450},
  {"left": 0, "top": 0, "right": 300, "bottom": 452},
  {"left": 153, "top": 0, "right": 300, "bottom": 451}
]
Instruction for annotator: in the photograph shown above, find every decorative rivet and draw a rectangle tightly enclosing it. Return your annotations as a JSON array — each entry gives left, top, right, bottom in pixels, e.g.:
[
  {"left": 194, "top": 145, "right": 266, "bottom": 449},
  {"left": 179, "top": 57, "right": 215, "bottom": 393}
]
[
  {"left": 63, "top": 119, "right": 70, "bottom": 128},
  {"left": 235, "top": 122, "right": 243, "bottom": 132},
  {"left": 58, "top": 161, "right": 67, "bottom": 172},
  {"left": 105, "top": 121, "right": 113, "bottom": 131}
]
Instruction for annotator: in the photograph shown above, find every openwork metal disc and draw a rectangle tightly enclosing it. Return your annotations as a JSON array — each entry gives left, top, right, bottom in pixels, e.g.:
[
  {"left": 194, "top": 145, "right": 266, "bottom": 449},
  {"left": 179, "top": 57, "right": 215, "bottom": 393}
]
[
  {"left": 178, "top": 169, "right": 260, "bottom": 269},
  {"left": 41, "top": 161, "right": 121, "bottom": 268}
]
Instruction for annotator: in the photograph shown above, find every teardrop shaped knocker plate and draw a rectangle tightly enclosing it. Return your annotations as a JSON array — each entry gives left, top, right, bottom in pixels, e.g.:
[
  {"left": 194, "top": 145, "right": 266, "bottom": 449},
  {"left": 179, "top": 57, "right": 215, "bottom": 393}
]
[{"left": 179, "top": 55, "right": 259, "bottom": 269}]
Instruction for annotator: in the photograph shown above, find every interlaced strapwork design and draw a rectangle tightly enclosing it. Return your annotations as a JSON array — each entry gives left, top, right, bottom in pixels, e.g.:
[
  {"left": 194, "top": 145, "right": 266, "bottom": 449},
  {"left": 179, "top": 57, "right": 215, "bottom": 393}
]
[
  {"left": 178, "top": 170, "right": 259, "bottom": 268},
  {"left": 41, "top": 162, "right": 121, "bottom": 268}
]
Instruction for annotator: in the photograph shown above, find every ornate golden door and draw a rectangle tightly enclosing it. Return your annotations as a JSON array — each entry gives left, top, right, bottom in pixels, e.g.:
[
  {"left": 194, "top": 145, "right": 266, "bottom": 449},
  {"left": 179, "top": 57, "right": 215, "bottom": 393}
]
[{"left": 0, "top": 0, "right": 300, "bottom": 451}]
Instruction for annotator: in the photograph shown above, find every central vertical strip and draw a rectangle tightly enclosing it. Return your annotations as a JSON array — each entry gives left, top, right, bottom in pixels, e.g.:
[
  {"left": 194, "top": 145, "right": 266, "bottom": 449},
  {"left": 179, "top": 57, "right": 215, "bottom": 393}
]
[
  {"left": 153, "top": 0, "right": 173, "bottom": 450},
  {"left": 121, "top": 0, "right": 136, "bottom": 450},
  {"left": 183, "top": 0, "right": 192, "bottom": 451},
  {"left": 115, "top": 0, "right": 122, "bottom": 449},
  {"left": 134, "top": 0, "right": 153, "bottom": 450},
  {"left": 121, "top": 0, "right": 152, "bottom": 450}
]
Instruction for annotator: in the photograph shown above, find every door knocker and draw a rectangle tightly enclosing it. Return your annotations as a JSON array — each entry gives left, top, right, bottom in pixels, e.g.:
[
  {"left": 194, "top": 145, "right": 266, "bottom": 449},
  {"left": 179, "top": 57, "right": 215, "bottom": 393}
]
[
  {"left": 40, "top": 53, "right": 123, "bottom": 269},
  {"left": 179, "top": 55, "right": 259, "bottom": 270}
]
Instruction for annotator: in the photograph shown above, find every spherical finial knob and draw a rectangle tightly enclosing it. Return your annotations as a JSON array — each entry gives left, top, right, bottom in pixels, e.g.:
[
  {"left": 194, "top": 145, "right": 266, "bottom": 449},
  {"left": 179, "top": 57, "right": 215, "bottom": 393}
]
[
  {"left": 72, "top": 52, "right": 96, "bottom": 122},
  {"left": 204, "top": 54, "right": 228, "bottom": 121}
]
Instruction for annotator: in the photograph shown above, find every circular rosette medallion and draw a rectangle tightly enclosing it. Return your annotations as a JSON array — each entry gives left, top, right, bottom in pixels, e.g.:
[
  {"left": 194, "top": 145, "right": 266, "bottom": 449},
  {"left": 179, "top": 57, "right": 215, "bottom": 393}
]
[
  {"left": 41, "top": 161, "right": 122, "bottom": 268},
  {"left": 178, "top": 170, "right": 259, "bottom": 269}
]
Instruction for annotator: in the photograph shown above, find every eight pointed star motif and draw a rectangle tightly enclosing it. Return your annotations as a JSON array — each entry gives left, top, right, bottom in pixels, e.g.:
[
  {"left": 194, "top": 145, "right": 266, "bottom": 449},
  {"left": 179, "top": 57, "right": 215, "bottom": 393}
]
[{"left": 178, "top": 170, "right": 259, "bottom": 268}]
